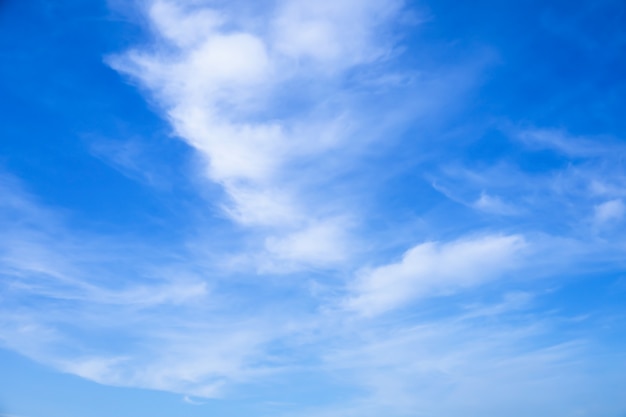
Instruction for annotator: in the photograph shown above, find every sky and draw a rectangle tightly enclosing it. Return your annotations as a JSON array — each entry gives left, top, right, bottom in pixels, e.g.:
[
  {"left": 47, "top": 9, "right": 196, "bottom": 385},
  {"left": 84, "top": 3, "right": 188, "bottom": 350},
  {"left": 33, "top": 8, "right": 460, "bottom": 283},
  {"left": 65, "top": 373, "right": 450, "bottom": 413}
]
[{"left": 1, "top": 0, "right": 626, "bottom": 416}]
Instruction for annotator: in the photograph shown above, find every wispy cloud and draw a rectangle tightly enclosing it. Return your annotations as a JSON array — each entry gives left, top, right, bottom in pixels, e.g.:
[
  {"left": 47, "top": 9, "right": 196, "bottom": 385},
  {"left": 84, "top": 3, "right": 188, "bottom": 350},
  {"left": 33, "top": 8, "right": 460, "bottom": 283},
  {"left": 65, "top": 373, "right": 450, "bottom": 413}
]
[
  {"left": 106, "top": 0, "right": 411, "bottom": 271},
  {"left": 2, "top": 0, "right": 626, "bottom": 415},
  {"left": 431, "top": 125, "right": 626, "bottom": 244},
  {"left": 0, "top": 173, "right": 268, "bottom": 397},
  {"left": 515, "top": 128, "right": 626, "bottom": 158},
  {"left": 472, "top": 192, "right": 519, "bottom": 215},
  {"left": 1, "top": 166, "right": 625, "bottom": 410}
]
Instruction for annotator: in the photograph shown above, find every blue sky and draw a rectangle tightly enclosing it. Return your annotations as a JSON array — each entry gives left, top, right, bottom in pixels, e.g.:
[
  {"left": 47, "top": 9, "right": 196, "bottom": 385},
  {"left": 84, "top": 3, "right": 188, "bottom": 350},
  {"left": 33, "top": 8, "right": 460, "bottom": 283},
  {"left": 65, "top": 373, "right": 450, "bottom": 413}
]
[{"left": 1, "top": 0, "right": 626, "bottom": 416}]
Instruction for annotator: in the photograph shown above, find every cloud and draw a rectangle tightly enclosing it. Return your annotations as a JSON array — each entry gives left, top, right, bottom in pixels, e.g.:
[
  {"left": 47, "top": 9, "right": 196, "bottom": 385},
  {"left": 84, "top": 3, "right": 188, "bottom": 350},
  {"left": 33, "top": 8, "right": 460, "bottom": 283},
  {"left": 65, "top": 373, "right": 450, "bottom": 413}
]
[
  {"left": 314, "top": 319, "right": 623, "bottom": 417},
  {"left": 431, "top": 125, "right": 626, "bottom": 242},
  {"left": 4, "top": 1, "right": 626, "bottom": 414},
  {"left": 87, "top": 137, "right": 173, "bottom": 188},
  {"left": 107, "top": 0, "right": 408, "bottom": 270},
  {"left": 53, "top": 323, "right": 275, "bottom": 398},
  {"left": 431, "top": 183, "right": 519, "bottom": 215},
  {"left": 344, "top": 234, "right": 526, "bottom": 316},
  {"left": 515, "top": 128, "right": 598, "bottom": 157},
  {"left": 472, "top": 192, "right": 519, "bottom": 215},
  {"left": 149, "top": 0, "right": 224, "bottom": 49},
  {"left": 2, "top": 169, "right": 626, "bottom": 413},
  {"left": 183, "top": 396, "right": 205, "bottom": 405},
  {"left": 515, "top": 128, "right": 626, "bottom": 160},
  {"left": 0, "top": 174, "right": 273, "bottom": 397},
  {"left": 263, "top": 218, "right": 354, "bottom": 271},
  {"left": 593, "top": 199, "right": 625, "bottom": 226},
  {"left": 272, "top": 0, "right": 402, "bottom": 70}
]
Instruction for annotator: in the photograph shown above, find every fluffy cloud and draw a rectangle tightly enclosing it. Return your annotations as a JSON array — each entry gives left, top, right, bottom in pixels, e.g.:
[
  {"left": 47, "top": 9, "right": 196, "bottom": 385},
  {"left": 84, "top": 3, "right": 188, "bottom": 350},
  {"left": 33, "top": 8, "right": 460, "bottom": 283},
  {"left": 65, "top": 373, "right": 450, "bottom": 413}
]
[{"left": 345, "top": 235, "right": 527, "bottom": 316}]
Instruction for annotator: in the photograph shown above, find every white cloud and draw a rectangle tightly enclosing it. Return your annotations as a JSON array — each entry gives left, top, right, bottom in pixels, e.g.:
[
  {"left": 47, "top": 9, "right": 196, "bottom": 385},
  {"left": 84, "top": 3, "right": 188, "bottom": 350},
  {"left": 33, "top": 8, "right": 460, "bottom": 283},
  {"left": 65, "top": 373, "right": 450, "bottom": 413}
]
[
  {"left": 6, "top": 2, "right": 626, "bottom": 414},
  {"left": 108, "top": 0, "right": 407, "bottom": 269},
  {"left": 272, "top": 0, "right": 402, "bottom": 70},
  {"left": 314, "top": 318, "right": 621, "bottom": 417},
  {"left": 0, "top": 182, "right": 539, "bottom": 403},
  {"left": 345, "top": 235, "right": 526, "bottom": 316},
  {"left": 432, "top": 139, "right": 626, "bottom": 242},
  {"left": 149, "top": 0, "right": 223, "bottom": 48},
  {"left": 473, "top": 192, "right": 518, "bottom": 215},
  {"left": 514, "top": 128, "right": 625, "bottom": 158},
  {"left": 593, "top": 199, "right": 625, "bottom": 226},
  {"left": 183, "top": 395, "right": 205, "bottom": 405},
  {"left": 264, "top": 219, "right": 352, "bottom": 269},
  {"left": 2, "top": 173, "right": 625, "bottom": 412},
  {"left": 431, "top": 179, "right": 519, "bottom": 216},
  {"left": 0, "top": 176, "right": 273, "bottom": 398}
]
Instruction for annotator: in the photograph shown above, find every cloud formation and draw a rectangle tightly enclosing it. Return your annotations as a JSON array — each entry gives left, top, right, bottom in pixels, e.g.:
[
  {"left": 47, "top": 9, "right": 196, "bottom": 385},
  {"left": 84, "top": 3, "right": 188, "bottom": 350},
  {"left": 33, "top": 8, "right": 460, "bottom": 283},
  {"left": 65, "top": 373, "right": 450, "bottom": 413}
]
[
  {"left": 2, "top": 0, "right": 626, "bottom": 416},
  {"left": 345, "top": 234, "right": 526, "bottom": 316},
  {"left": 108, "top": 0, "right": 407, "bottom": 272}
]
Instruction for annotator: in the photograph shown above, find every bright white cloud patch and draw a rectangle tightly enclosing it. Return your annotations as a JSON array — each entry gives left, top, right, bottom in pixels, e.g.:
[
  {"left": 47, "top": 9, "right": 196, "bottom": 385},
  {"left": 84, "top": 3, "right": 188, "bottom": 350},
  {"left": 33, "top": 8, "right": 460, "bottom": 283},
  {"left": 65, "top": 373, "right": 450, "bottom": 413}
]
[{"left": 346, "top": 235, "right": 526, "bottom": 316}]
